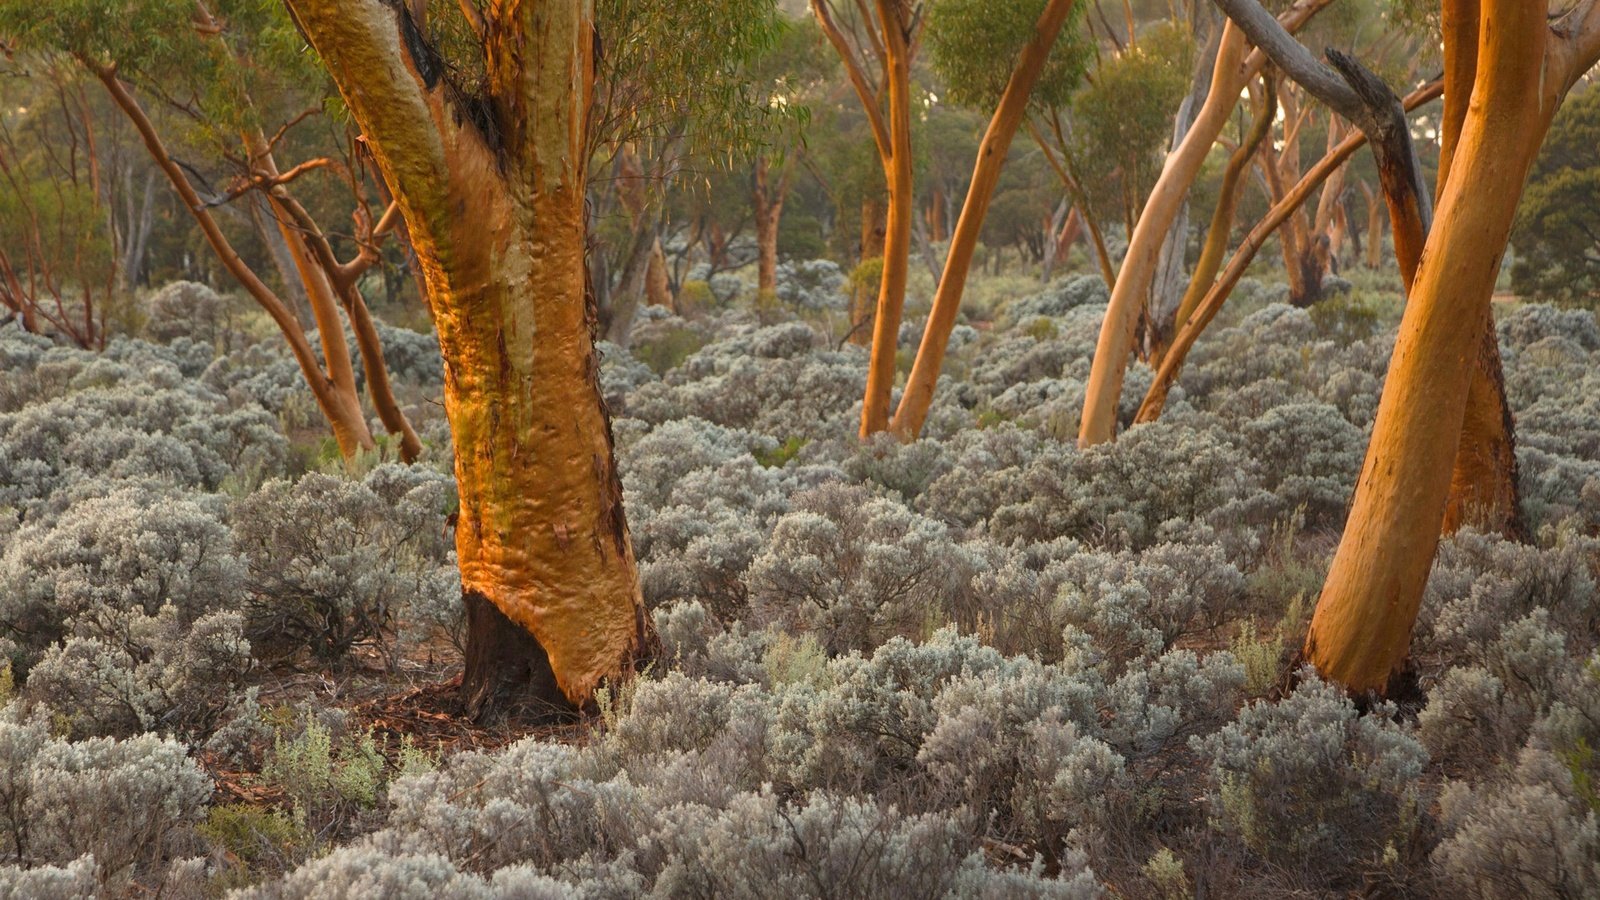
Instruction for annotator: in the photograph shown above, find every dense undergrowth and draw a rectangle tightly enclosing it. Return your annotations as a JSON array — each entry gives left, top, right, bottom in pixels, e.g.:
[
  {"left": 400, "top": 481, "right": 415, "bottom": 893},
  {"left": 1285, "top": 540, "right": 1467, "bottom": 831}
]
[{"left": 0, "top": 269, "right": 1596, "bottom": 897}]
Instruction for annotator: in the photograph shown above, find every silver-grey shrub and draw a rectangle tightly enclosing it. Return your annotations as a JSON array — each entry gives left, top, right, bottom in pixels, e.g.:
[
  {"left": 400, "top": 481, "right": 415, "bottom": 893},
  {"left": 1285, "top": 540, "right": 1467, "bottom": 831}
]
[
  {"left": 231, "top": 466, "right": 459, "bottom": 666},
  {"left": 1195, "top": 674, "right": 1428, "bottom": 878},
  {"left": 0, "top": 708, "right": 210, "bottom": 891}
]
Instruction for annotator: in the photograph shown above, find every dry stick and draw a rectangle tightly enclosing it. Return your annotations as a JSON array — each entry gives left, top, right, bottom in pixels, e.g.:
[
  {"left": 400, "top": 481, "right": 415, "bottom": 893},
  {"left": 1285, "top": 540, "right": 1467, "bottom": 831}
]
[{"left": 1134, "top": 79, "right": 1442, "bottom": 424}]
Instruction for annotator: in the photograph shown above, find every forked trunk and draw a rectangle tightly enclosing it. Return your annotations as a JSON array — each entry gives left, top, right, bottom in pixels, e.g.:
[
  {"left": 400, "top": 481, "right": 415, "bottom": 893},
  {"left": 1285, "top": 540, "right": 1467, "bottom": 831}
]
[
  {"left": 1304, "top": 2, "right": 1553, "bottom": 692},
  {"left": 286, "top": 0, "right": 649, "bottom": 712},
  {"left": 860, "top": 3, "right": 915, "bottom": 437}
]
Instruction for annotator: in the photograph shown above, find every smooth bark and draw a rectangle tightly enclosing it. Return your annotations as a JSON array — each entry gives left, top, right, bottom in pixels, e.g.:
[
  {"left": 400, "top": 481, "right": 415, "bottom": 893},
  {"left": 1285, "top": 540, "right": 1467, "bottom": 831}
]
[
  {"left": 888, "top": 0, "right": 1080, "bottom": 440},
  {"left": 1304, "top": 0, "right": 1592, "bottom": 693}
]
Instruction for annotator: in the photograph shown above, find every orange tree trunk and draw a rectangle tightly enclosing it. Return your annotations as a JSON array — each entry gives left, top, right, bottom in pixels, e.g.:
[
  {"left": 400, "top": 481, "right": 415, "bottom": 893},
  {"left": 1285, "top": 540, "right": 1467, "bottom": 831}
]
[
  {"left": 285, "top": 0, "right": 648, "bottom": 713},
  {"left": 1304, "top": 0, "right": 1557, "bottom": 693},
  {"left": 860, "top": 0, "right": 916, "bottom": 437},
  {"left": 889, "top": 0, "right": 1081, "bottom": 440},
  {"left": 753, "top": 155, "right": 788, "bottom": 297},
  {"left": 1434, "top": 0, "right": 1524, "bottom": 538},
  {"left": 848, "top": 198, "right": 887, "bottom": 347}
]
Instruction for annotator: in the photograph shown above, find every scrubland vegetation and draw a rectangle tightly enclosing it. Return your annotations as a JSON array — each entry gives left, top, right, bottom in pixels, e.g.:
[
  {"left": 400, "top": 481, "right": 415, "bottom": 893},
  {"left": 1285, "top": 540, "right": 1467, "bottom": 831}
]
[{"left": 2, "top": 0, "right": 1600, "bottom": 897}]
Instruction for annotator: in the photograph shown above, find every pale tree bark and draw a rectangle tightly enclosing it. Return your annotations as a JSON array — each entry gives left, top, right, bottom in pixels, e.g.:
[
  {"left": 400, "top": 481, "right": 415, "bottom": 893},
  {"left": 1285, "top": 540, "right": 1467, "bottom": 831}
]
[
  {"left": 888, "top": 0, "right": 1081, "bottom": 440},
  {"left": 1303, "top": 0, "right": 1600, "bottom": 693},
  {"left": 1134, "top": 79, "right": 1443, "bottom": 424},
  {"left": 284, "top": 0, "right": 649, "bottom": 713},
  {"left": 1146, "top": 18, "right": 1221, "bottom": 358},
  {"left": 1077, "top": 0, "right": 1333, "bottom": 447},
  {"left": 1159, "top": 73, "right": 1275, "bottom": 366}
]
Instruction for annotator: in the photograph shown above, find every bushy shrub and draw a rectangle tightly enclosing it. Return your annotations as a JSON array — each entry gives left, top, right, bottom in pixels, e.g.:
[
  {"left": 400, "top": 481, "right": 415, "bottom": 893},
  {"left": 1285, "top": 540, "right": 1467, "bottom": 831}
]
[
  {"left": 1432, "top": 746, "right": 1600, "bottom": 899},
  {"left": 747, "top": 484, "right": 975, "bottom": 652},
  {"left": 142, "top": 280, "right": 232, "bottom": 346},
  {"left": 1240, "top": 402, "right": 1364, "bottom": 526},
  {"left": 231, "top": 466, "right": 459, "bottom": 666},
  {"left": 0, "top": 708, "right": 211, "bottom": 891},
  {"left": 1195, "top": 674, "right": 1427, "bottom": 878}
]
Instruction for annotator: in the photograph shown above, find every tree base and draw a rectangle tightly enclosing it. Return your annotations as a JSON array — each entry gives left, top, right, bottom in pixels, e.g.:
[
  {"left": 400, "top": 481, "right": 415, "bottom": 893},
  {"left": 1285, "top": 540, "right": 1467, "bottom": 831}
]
[
  {"left": 459, "top": 590, "right": 577, "bottom": 725},
  {"left": 1276, "top": 649, "right": 1426, "bottom": 718}
]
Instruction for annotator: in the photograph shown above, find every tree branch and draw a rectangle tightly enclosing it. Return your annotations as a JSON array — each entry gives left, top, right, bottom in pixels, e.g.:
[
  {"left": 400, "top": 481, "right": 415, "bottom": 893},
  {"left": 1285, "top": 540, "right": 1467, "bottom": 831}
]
[{"left": 811, "top": 0, "right": 892, "bottom": 161}]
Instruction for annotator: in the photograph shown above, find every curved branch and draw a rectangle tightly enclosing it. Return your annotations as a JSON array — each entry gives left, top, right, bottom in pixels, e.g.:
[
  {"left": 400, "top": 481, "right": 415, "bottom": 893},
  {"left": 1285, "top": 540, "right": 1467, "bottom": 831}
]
[
  {"left": 811, "top": 0, "right": 892, "bottom": 161},
  {"left": 1135, "top": 78, "right": 1443, "bottom": 423}
]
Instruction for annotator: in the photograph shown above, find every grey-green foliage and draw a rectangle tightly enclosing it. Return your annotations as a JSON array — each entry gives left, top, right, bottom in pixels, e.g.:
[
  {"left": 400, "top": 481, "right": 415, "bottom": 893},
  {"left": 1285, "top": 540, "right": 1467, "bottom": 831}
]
[
  {"left": 1195, "top": 674, "right": 1428, "bottom": 878},
  {"left": 0, "top": 486, "right": 255, "bottom": 739},
  {"left": 1432, "top": 746, "right": 1600, "bottom": 900},
  {"left": 747, "top": 483, "right": 976, "bottom": 652},
  {"left": 231, "top": 464, "right": 459, "bottom": 666},
  {"left": 0, "top": 331, "right": 287, "bottom": 521},
  {"left": 0, "top": 707, "right": 210, "bottom": 891}
]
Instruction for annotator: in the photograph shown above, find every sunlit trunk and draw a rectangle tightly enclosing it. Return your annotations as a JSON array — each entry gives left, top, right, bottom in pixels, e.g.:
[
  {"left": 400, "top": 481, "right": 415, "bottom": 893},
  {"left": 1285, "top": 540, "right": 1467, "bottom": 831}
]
[
  {"left": 1078, "top": 23, "right": 1247, "bottom": 446},
  {"left": 1305, "top": 0, "right": 1553, "bottom": 692},
  {"left": 286, "top": 0, "right": 648, "bottom": 712},
  {"left": 860, "top": 0, "right": 915, "bottom": 437},
  {"left": 889, "top": 0, "right": 1080, "bottom": 439}
]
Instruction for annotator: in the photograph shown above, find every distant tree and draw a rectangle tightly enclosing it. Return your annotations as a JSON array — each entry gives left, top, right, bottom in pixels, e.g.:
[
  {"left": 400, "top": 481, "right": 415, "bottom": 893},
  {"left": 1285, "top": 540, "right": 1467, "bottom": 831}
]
[
  {"left": 0, "top": 0, "right": 422, "bottom": 460},
  {"left": 809, "top": 0, "right": 923, "bottom": 437},
  {"left": 888, "top": 0, "right": 1090, "bottom": 439},
  {"left": 0, "top": 62, "right": 118, "bottom": 347},
  {"left": 1511, "top": 83, "right": 1600, "bottom": 308}
]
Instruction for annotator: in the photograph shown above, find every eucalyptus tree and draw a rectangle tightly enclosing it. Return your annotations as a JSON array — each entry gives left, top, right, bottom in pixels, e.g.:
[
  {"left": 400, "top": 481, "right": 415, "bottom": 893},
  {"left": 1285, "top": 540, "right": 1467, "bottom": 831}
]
[
  {"left": 588, "top": 0, "right": 785, "bottom": 343},
  {"left": 808, "top": 0, "right": 923, "bottom": 436},
  {"left": 279, "top": 0, "right": 789, "bottom": 715},
  {"left": 1302, "top": 0, "right": 1600, "bottom": 694},
  {"left": 1075, "top": 0, "right": 1334, "bottom": 448},
  {"left": 887, "top": 0, "right": 1092, "bottom": 439},
  {"left": 0, "top": 0, "right": 423, "bottom": 461}
]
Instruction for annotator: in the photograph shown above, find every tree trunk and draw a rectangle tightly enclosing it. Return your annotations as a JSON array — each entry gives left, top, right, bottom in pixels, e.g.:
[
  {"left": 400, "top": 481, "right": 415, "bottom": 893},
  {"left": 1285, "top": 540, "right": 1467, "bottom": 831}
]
[
  {"left": 645, "top": 235, "right": 674, "bottom": 311},
  {"left": 889, "top": 0, "right": 1081, "bottom": 439},
  {"left": 1435, "top": 0, "right": 1524, "bottom": 539},
  {"left": 286, "top": 0, "right": 649, "bottom": 710},
  {"left": 753, "top": 156, "right": 785, "bottom": 297},
  {"left": 860, "top": 0, "right": 915, "bottom": 438},
  {"left": 1304, "top": 1, "right": 1555, "bottom": 693},
  {"left": 1078, "top": 22, "right": 1248, "bottom": 446},
  {"left": 1162, "top": 75, "right": 1275, "bottom": 364},
  {"left": 849, "top": 197, "right": 888, "bottom": 346},
  {"left": 95, "top": 66, "right": 376, "bottom": 459},
  {"left": 1362, "top": 180, "right": 1385, "bottom": 269}
]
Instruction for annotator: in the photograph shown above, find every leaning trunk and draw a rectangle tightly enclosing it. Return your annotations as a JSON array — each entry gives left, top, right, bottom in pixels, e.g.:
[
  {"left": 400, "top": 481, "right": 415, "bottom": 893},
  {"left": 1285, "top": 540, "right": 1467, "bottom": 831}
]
[
  {"left": 1304, "top": 4, "right": 1550, "bottom": 692},
  {"left": 890, "top": 0, "right": 1081, "bottom": 439},
  {"left": 1078, "top": 23, "right": 1247, "bottom": 446},
  {"left": 285, "top": 0, "right": 648, "bottom": 713}
]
